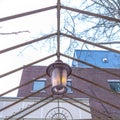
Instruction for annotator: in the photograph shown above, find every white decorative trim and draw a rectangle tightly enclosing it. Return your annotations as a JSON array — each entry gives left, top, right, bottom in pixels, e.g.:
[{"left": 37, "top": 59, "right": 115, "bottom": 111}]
[{"left": 108, "top": 79, "right": 120, "bottom": 82}]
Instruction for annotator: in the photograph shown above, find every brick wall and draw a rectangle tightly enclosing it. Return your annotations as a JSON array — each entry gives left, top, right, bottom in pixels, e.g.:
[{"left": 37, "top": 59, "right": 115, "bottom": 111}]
[{"left": 17, "top": 66, "right": 120, "bottom": 119}]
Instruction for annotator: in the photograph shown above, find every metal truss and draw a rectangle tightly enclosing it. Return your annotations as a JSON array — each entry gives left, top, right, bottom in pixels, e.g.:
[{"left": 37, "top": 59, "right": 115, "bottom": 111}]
[{"left": 0, "top": 0, "right": 120, "bottom": 119}]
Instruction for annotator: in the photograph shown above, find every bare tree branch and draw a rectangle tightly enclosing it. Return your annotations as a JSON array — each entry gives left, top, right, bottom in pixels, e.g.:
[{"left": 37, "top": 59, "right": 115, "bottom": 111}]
[{"left": 0, "top": 30, "right": 30, "bottom": 35}]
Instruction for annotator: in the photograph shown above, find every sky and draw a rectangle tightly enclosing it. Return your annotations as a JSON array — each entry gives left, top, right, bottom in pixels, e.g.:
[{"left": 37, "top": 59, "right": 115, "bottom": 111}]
[
  {"left": 0, "top": 0, "right": 58, "bottom": 97},
  {"left": 0, "top": 0, "right": 78, "bottom": 97}
]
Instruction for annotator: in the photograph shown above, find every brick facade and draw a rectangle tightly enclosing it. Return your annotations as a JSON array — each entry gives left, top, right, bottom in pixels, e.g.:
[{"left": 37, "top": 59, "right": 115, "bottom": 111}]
[{"left": 17, "top": 66, "right": 120, "bottom": 119}]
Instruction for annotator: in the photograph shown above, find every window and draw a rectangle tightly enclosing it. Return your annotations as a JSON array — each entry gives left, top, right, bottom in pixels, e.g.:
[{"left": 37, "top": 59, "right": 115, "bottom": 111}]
[
  {"left": 108, "top": 80, "right": 120, "bottom": 93},
  {"left": 67, "top": 80, "right": 73, "bottom": 93},
  {"left": 32, "top": 78, "right": 46, "bottom": 92}
]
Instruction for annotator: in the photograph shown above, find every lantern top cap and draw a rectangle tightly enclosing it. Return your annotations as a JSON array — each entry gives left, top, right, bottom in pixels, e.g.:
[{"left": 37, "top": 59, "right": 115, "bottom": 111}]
[
  {"left": 46, "top": 60, "right": 72, "bottom": 77},
  {"left": 55, "top": 59, "right": 63, "bottom": 63}
]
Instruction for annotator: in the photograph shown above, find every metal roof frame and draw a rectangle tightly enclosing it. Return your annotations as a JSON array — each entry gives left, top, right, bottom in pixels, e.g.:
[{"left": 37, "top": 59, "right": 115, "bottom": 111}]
[{"left": 0, "top": 0, "right": 120, "bottom": 119}]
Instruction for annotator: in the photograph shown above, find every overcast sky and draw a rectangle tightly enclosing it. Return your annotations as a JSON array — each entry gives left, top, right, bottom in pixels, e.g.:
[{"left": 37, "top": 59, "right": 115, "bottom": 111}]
[
  {"left": 0, "top": 0, "right": 77, "bottom": 97},
  {"left": 0, "top": 0, "right": 58, "bottom": 97}
]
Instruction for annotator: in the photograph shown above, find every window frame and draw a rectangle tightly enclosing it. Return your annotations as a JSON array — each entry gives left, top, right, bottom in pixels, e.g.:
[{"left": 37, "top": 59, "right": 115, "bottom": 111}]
[
  {"left": 108, "top": 79, "right": 120, "bottom": 93},
  {"left": 32, "top": 78, "right": 46, "bottom": 92},
  {"left": 67, "top": 79, "right": 73, "bottom": 93}
]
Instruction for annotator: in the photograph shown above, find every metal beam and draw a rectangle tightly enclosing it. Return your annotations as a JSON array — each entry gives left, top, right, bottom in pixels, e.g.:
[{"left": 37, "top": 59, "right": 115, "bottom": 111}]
[
  {"left": 0, "top": 74, "right": 46, "bottom": 96},
  {"left": 61, "top": 98, "right": 102, "bottom": 120},
  {"left": 0, "top": 33, "right": 57, "bottom": 54},
  {"left": 0, "top": 53, "right": 56, "bottom": 78},
  {"left": 71, "top": 73, "right": 120, "bottom": 96},
  {"left": 57, "top": 0, "right": 61, "bottom": 60},
  {"left": 60, "top": 53, "right": 120, "bottom": 78},
  {"left": 0, "top": 84, "right": 51, "bottom": 112},
  {"left": 68, "top": 85, "right": 120, "bottom": 110},
  {"left": 6, "top": 95, "right": 53, "bottom": 120},
  {"left": 61, "top": 6, "right": 120, "bottom": 23},
  {"left": 61, "top": 33, "right": 120, "bottom": 54},
  {"left": 64, "top": 94, "right": 113, "bottom": 119},
  {"left": 17, "top": 98, "right": 55, "bottom": 120},
  {"left": 0, "top": 5, "right": 57, "bottom": 22}
]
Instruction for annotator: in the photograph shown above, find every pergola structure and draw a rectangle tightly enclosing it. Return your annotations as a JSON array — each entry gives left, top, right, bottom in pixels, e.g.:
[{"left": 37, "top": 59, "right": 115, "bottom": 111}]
[{"left": 0, "top": 0, "right": 120, "bottom": 119}]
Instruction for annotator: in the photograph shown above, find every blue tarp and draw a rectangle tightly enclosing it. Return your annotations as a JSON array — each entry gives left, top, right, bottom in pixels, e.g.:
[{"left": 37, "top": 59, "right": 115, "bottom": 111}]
[{"left": 72, "top": 50, "right": 120, "bottom": 68}]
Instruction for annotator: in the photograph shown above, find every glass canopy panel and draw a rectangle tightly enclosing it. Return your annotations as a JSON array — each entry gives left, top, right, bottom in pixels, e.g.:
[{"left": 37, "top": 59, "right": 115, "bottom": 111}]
[
  {"left": 0, "top": 0, "right": 57, "bottom": 18},
  {"left": 60, "top": 7, "right": 120, "bottom": 51},
  {"left": 0, "top": 4, "right": 57, "bottom": 91},
  {"left": 61, "top": 0, "right": 120, "bottom": 17},
  {"left": 0, "top": 9, "right": 57, "bottom": 50},
  {"left": 0, "top": 1, "right": 119, "bottom": 119}
]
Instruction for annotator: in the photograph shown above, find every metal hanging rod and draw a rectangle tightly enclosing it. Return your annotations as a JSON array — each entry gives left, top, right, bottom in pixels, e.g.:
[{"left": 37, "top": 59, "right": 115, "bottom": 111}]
[{"left": 57, "top": 0, "right": 61, "bottom": 60}]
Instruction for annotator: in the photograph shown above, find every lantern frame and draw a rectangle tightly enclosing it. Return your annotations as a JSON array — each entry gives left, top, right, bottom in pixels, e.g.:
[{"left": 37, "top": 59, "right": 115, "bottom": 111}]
[{"left": 46, "top": 60, "right": 72, "bottom": 95}]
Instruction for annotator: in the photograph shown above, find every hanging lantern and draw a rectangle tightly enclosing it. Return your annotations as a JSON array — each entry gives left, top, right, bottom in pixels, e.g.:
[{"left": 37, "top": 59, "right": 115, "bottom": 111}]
[{"left": 46, "top": 60, "right": 72, "bottom": 95}]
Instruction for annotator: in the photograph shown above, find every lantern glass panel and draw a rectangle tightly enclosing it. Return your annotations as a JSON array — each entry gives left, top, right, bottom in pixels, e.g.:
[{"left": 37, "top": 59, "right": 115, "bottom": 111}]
[
  {"left": 51, "top": 68, "right": 67, "bottom": 87},
  {"left": 51, "top": 67, "right": 67, "bottom": 94},
  {"left": 61, "top": 69, "right": 67, "bottom": 86},
  {"left": 51, "top": 68, "right": 60, "bottom": 87}
]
